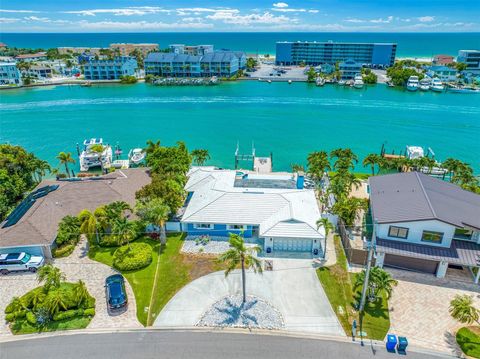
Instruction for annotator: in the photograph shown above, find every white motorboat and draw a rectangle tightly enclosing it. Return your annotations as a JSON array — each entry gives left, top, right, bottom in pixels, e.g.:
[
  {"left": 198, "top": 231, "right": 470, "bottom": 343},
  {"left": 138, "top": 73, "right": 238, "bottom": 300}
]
[
  {"left": 79, "top": 138, "right": 113, "bottom": 172},
  {"left": 430, "top": 77, "right": 445, "bottom": 92},
  {"left": 316, "top": 77, "right": 325, "bottom": 86},
  {"left": 406, "top": 145, "right": 447, "bottom": 176},
  {"left": 128, "top": 148, "right": 146, "bottom": 165},
  {"left": 406, "top": 76, "right": 419, "bottom": 91},
  {"left": 353, "top": 74, "right": 364, "bottom": 89},
  {"left": 419, "top": 78, "right": 431, "bottom": 91},
  {"left": 338, "top": 80, "right": 346, "bottom": 86}
]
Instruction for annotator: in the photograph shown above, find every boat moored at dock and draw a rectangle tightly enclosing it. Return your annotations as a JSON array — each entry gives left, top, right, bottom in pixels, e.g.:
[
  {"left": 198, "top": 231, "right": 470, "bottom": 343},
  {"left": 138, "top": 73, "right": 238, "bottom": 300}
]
[
  {"left": 406, "top": 76, "right": 419, "bottom": 91},
  {"left": 430, "top": 77, "right": 445, "bottom": 92},
  {"left": 353, "top": 74, "right": 364, "bottom": 89},
  {"left": 128, "top": 148, "right": 146, "bottom": 166},
  {"left": 419, "top": 78, "right": 431, "bottom": 91},
  {"left": 78, "top": 138, "right": 113, "bottom": 172}
]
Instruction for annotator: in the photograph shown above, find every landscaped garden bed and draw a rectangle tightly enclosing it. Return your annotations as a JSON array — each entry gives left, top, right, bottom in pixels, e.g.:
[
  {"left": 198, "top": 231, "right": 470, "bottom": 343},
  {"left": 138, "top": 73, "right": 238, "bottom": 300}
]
[{"left": 456, "top": 326, "right": 480, "bottom": 358}]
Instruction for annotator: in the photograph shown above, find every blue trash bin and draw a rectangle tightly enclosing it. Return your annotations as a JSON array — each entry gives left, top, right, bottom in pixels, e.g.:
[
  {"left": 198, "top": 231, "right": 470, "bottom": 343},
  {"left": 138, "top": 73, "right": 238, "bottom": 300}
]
[
  {"left": 386, "top": 334, "right": 397, "bottom": 352},
  {"left": 397, "top": 336, "right": 408, "bottom": 352}
]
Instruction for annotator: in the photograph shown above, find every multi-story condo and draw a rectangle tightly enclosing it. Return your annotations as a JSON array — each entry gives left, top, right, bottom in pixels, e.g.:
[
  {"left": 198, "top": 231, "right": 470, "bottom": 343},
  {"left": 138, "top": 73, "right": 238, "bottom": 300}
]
[
  {"left": 58, "top": 47, "right": 103, "bottom": 55},
  {"left": 83, "top": 56, "right": 138, "bottom": 80},
  {"left": 0, "top": 62, "right": 22, "bottom": 86},
  {"left": 276, "top": 41, "right": 397, "bottom": 67},
  {"left": 432, "top": 54, "right": 454, "bottom": 65},
  {"left": 110, "top": 43, "right": 159, "bottom": 57},
  {"left": 15, "top": 52, "right": 48, "bottom": 62},
  {"left": 338, "top": 59, "right": 362, "bottom": 80},
  {"left": 457, "top": 50, "right": 480, "bottom": 74},
  {"left": 23, "top": 65, "right": 53, "bottom": 79},
  {"left": 169, "top": 44, "right": 214, "bottom": 56},
  {"left": 144, "top": 51, "right": 246, "bottom": 77}
]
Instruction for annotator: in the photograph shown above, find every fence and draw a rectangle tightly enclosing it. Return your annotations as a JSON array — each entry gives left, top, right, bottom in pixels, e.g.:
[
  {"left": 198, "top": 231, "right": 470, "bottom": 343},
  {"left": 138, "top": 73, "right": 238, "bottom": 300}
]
[{"left": 337, "top": 219, "right": 372, "bottom": 267}]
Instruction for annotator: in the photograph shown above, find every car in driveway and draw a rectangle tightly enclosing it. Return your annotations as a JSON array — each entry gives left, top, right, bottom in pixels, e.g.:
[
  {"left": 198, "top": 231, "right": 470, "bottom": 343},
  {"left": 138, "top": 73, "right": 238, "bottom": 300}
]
[
  {"left": 0, "top": 252, "right": 44, "bottom": 275},
  {"left": 105, "top": 274, "right": 128, "bottom": 310}
]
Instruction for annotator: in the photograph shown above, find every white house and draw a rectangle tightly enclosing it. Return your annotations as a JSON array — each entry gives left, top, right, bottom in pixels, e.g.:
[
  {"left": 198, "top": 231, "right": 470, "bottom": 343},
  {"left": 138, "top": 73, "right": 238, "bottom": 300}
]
[
  {"left": 181, "top": 167, "right": 325, "bottom": 257},
  {"left": 369, "top": 172, "right": 480, "bottom": 282}
]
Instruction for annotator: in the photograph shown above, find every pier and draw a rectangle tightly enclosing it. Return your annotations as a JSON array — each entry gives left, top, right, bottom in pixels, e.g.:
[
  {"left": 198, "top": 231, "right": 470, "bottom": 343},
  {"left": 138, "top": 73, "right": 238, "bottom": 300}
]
[{"left": 234, "top": 143, "right": 273, "bottom": 173}]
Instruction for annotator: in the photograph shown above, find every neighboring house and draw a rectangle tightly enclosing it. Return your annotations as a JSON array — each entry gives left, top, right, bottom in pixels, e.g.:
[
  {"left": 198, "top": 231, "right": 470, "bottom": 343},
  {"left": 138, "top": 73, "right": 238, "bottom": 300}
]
[
  {"left": 426, "top": 65, "right": 458, "bottom": 82},
  {"left": 110, "top": 43, "right": 159, "bottom": 57},
  {"left": 180, "top": 167, "right": 325, "bottom": 256},
  {"left": 368, "top": 172, "right": 480, "bottom": 282},
  {"left": 0, "top": 169, "right": 151, "bottom": 259},
  {"left": 0, "top": 62, "right": 22, "bottom": 85},
  {"left": 315, "top": 63, "right": 335, "bottom": 74},
  {"left": 457, "top": 50, "right": 480, "bottom": 74},
  {"left": 83, "top": 56, "right": 138, "bottom": 80},
  {"left": 23, "top": 65, "right": 53, "bottom": 79},
  {"left": 144, "top": 51, "right": 245, "bottom": 77},
  {"left": 15, "top": 52, "right": 48, "bottom": 62},
  {"left": 432, "top": 54, "right": 454, "bottom": 65},
  {"left": 339, "top": 59, "right": 362, "bottom": 80}
]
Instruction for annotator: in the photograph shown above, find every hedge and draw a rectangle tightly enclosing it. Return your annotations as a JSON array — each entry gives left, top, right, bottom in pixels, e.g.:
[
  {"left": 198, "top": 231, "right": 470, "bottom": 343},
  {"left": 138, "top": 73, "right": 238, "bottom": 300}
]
[
  {"left": 52, "top": 244, "right": 76, "bottom": 258},
  {"left": 53, "top": 309, "right": 83, "bottom": 321},
  {"left": 113, "top": 243, "right": 153, "bottom": 271},
  {"left": 26, "top": 311, "right": 36, "bottom": 325},
  {"left": 84, "top": 308, "right": 95, "bottom": 317},
  {"left": 99, "top": 234, "right": 121, "bottom": 247}
]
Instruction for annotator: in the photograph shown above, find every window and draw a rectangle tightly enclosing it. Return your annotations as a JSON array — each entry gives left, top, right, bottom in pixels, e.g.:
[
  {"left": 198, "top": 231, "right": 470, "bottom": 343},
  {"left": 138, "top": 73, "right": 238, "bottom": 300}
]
[
  {"left": 227, "top": 224, "right": 247, "bottom": 230},
  {"left": 388, "top": 226, "right": 409, "bottom": 239},
  {"left": 193, "top": 223, "right": 213, "bottom": 230},
  {"left": 421, "top": 230, "right": 444, "bottom": 243}
]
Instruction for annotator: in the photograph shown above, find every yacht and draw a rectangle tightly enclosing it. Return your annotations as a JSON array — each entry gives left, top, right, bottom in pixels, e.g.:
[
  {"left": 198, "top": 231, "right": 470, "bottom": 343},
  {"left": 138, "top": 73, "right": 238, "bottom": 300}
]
[
  {"left": 419, "top": 78, "right": 431, "bottom": 91},
  {"left": 406, "top": 76, "right": 419, "bottom": 91},
  {"left": 430, "top": 77, "right": 445, "bottom": 92},
  {"left": 79, "top": 138, "right": 113, "bottom": 172},
  {"left": 353, "top": 74, "right": 364, "bottom": 89},
  {"left": 128, "top": 148, "right": 146, "bottom": 166},
  {"left": 338, "top": 79, "right": 346, "bottom": 86}
]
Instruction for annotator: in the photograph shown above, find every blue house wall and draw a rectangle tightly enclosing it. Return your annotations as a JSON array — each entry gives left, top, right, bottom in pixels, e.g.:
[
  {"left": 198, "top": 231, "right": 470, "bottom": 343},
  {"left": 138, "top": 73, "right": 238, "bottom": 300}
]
[{"left": 186, "top": 223, "right": 253, "bottom": 238}]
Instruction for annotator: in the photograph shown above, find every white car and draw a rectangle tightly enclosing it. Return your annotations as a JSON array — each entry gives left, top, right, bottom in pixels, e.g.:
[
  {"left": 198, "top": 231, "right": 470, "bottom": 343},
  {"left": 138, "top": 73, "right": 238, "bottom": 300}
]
[{"left": 0, "top": 252, "right": 45, "bottom": 275}]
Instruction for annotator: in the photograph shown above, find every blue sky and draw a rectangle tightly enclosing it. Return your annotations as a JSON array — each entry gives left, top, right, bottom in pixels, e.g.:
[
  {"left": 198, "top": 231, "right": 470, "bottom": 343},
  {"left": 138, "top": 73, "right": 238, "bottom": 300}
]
[{"left": 1, "top": 0, "right": 479, "bottom": 32}]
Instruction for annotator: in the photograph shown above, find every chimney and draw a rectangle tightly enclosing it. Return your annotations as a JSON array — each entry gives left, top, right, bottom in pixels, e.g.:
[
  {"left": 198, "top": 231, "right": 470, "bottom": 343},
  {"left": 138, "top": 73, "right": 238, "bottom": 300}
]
[{"left": 296, "top": 171, "right": 305, "bottom": 189}]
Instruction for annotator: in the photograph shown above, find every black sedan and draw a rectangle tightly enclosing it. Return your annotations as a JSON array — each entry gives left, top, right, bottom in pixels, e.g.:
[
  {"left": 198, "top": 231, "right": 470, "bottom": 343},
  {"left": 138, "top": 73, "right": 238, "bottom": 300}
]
[{"left": 105, "top": 274, "right": 128, "bottom": 310}]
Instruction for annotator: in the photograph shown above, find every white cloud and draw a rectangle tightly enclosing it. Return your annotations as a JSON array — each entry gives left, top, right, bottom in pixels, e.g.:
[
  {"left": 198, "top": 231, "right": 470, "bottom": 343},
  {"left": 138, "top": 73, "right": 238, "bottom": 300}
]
[
  {"left": 272, "top": 8, "right": 307, "bottom": 12},
  {"left": 77, "top": 20, "right": 213, "bottom": 30},
  {"left": 344, "top": 18, "right": 366, "bottom": 23},
  {"left": 308, "top": 10, "right": 319, "bottom": 13},
  {"left": 206, "top": 11, "right": 293, "bottom": 25},
  {"left": 418, "top": 16, "right": 435, "bottom": 22},
  {"left": 272, "top": 2, "right": 289, "bottom": 8},
  {"left": 370, "top": 16, "right": 393, "bottom": 23},
  {"left": 0, "top": 17, "right": 20, "bottom": 23},
  {"left": 64, "top": 7, "right": 170, "bottom": 17},
  {"left": 0, "top": 9, "right": 40, "bottom": 13},
  {"left": 24, "top": 16, "right": 50, "bottom": 22}
]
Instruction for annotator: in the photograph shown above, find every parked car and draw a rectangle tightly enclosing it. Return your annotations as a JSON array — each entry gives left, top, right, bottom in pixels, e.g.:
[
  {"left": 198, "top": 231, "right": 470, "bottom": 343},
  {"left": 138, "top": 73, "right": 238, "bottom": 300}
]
[
  {"left": 105, "top": 274, "right": 128, "bottom": 310},
  {"left": 0, "top": 252, "right": 45, "bottom": 275}
]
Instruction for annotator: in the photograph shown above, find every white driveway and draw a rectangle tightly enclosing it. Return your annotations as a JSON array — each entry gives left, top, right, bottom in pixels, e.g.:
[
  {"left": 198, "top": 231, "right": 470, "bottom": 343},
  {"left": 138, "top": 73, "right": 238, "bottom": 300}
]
[{"left": 154, "top": 258, "right": 345, "bottom": 336}]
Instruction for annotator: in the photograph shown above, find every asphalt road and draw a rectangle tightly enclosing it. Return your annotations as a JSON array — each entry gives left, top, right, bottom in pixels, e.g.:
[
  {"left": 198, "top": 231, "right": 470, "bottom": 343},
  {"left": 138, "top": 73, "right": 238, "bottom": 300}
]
[{"left": 0, "top": 330, "right": 450, "bottom": 359}]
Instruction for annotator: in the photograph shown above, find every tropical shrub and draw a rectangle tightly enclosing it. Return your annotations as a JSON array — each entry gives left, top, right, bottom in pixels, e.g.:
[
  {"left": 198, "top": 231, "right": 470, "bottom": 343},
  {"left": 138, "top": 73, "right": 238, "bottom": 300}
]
[
  {"left": 56, "top": 215, "right": 81, "bottom": 246},
  {"left": 52, "top": 243, "right": 76, "bottom": 258},
  {"left": 26, "top": 311, "right": 37, "bottom": 325},
  {"left": 113, "top": 242, "right": 153, "bottom": 271},
  {"left": 53, "top": 309, "right": 84, "bottom": 321},
  {"left": 119, "top": 75, "right": 138, "bottom": 84},
  {"left": 99, "top": 234, "right": 122, "bottom": 247},
  {"left": 84, "top": 308, "right": 95, "bottom": 317}
]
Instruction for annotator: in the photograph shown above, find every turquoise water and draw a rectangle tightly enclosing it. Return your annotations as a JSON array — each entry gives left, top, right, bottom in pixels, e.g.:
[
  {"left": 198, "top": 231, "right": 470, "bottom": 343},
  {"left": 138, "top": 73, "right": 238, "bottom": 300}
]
[
  {"left": 1, "top": 82, "right": 479, "bottom": 173},
  {"left": 1, "top": 32, "right": 479, "bottom": 58}
]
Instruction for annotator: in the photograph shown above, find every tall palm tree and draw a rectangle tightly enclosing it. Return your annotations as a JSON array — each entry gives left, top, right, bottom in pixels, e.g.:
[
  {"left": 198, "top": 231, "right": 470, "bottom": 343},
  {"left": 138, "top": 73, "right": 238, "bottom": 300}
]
[
  {"left": 33, "top": 159, "right": 51, "bottom": 182},
  {"left": 46, "top": 291, "right": 68, "bottom": 315},
  {"left": 112, "top": 217, "right": 138, "bottom": 248},
  {"left": 316, "top": 217, "right": 334, "bottom": 259},
  {"left": 362, "top": 154, "right": 380, "bottom": 176},
  {"left": 74, "top": 280, "right": 90, "bottom": 306},
  {"left": 191, "top": 149, "right": 210, "bottom": 166},
  {"left": 135, "top": 198, "right": 170, "bottom": 245},
  {"left": 218, "top": 233, "right": 263, "bottom": 303},
  {"left": 37, "top": 265, "right": 65, "bottom": 292},
  {"left": 291, "top": 163, "right": 305, "bottom": 172},
  {"left": 332, "top": 197, "right": 368, "bottom": 227},
  {"left": 372, "top": 268, "right": 398, "bottom": 299},
  {"left": 307, "top": 151, "right": 330, "bottom": 182},
  {"left": 78, "top": 207, "right": 107, "bottom": 244},
  {"left": 56, "top": 152, "right": 75, "bottom": 178},
  {"left": 449, "top": 294, "right": 480, "bottom": 325},
  {"left": 441, "top": 158, "right": 463, "bottom": 182}
]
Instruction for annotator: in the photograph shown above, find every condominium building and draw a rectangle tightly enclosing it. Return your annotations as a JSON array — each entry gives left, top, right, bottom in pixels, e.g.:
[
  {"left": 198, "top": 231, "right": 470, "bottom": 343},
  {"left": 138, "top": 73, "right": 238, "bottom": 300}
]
[
  {"left": 169, "top": 44, "right": 214, "bottom": 56},
  {"left": 83, "top": 56, "right": 138, "bottom": 80},
  {"left": 144, "top": 51, "right": 246, "bottom": 77},
  {"left": 58, "top": 47, "right": 102, "bottom": 55},
  {"left": 15, "top": 52, "right": 48, "bottom": 62},
  {"left": 109, "top": 43, "right": 159, "bottom": 57},
  {"left": 276, "top": 41, "right": 397, "bottom": 67},
  {"left": 457, "top": 50, "right": 480, "bottom": 74},
  {"left": 0, "top": 62, "right": 22, "bottom": 86}
]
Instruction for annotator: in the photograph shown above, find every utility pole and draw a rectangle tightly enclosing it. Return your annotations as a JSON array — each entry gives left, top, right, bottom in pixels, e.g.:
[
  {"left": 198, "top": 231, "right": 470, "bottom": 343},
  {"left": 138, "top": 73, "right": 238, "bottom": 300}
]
[{"left": 359, "top": 219, "right": 377, "bottom": 313}]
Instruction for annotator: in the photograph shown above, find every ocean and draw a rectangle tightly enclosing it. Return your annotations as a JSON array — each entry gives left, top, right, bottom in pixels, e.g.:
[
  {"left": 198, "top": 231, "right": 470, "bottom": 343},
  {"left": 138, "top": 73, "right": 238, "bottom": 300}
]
[
  {"left": 1, "top": 81, "right": 479, "bottom": 173},
  {"left": 1, "top": 32, "right": 479, "bottom": 58}
]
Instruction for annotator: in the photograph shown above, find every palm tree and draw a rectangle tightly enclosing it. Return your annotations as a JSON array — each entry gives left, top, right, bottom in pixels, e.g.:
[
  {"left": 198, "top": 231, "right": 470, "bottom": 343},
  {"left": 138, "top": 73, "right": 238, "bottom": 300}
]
[
  {"left": 78, "top": 207, "right": 107, "bottom": 244},
  {"left": 191, "top": 149, "right": 210, "bottom": 166},
  {"left": 372, "top": 268, "right": 398, "bottom": 299},
  {"left": 291, "top": 163, "right": 305, "bottom": 172},
  {"left": 46, "top": 291, "right": 68, "bottom": 315},
  {"left": 332, "top": 197, "right": 368, "bottom": 227},
  {"left": 316, "top": 217, "right": 334, "bottom": 259},
  {"left": 449, "top": 294, "right": 480, "bottom": 325},
  {"left": 56, "top": 152, "right": 75, "bottom": 178},
  {"left": 441, "top": 158, "right": 463, "bottom": 182},
  {"left": 26, "top": 290, "right": 46, "bottom": 309},
  {"left": 307, "top": 151, "right": 330, "bottom": 182},
  {"left": 112, "top": 217, "right": 138, "bottom": 248},
  {"left": 33, "top": 159, "right": 51, "bottom": 182},
  {"left": 105, "top": 201, "right": 131, "bottom": 222},
  {"left": 37, "top": 265, "right": 65, "bottom": 292},
  {"left": 135, "top": 198, "right": 170, "bottom": 245},
  {"left": 217, "top": 233, "right": 263, "bottom": 303},
  {"left": 362, "top": 154, "right": 380, "bottom": 176},
  {"left": 74, "top": 280, "right": 90, "bottom": 306}
]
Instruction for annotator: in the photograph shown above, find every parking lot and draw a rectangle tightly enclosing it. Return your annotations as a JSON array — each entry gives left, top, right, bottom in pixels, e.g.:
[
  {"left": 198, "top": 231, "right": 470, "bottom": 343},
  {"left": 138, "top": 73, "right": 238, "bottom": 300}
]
[{"left": 247, "top": 63, "right": 307, "bottom": 81}]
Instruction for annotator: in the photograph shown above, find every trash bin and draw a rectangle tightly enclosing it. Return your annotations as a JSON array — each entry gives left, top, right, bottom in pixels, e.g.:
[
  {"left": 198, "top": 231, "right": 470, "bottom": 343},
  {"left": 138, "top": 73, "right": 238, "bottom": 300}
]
[
  {"left": 386, "top": 334, "right": 397, "bottom": 352},
  {"left": 397, "top": 336, "right": 408, "bottom": 352}
]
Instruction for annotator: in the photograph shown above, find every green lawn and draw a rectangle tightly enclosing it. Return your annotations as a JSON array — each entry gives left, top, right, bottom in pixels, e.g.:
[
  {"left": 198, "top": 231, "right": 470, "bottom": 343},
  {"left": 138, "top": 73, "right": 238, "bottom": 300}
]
[
  {"left": 317, "top": 236, "right": 390, "bottom": 340},
  {"left": 456, "top": 327, "right": 480, "bottom": 359},
  {"left": 89, "top": 233, "right": 196, "bottom": 326},
  {"left": 11, "top": 317, "right": 91, "bottom": 335}
]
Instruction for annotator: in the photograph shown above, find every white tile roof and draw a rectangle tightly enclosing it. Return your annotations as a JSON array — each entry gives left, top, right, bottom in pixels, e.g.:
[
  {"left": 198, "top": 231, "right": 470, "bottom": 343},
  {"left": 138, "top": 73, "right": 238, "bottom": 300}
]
[{"left": 182, "top": 167, "right": 324, "bottom": 240}]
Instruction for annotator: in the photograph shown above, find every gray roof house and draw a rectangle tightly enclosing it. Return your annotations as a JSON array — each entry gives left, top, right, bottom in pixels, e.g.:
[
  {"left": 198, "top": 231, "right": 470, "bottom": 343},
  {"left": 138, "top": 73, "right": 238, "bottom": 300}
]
[
  {"left": 0, "top": 169, "right": 150, "bottom": 258},
  {"left": 368, "top": 172, "right": 480, "bottom": 282}
]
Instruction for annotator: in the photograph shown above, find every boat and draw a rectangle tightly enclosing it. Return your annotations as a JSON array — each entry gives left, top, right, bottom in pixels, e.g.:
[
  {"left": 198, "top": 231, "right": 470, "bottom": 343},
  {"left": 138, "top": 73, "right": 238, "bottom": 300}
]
[
  {"left": 406, "top": 76, "right": 419, "bottom": 91},
  {"left": 386, "top": 81, "right": 395, "bottom": 87},
  {"left": 79, "top": 138, "right": 113, "bottom": 172},
  {"left": 353, "top": 74, "right": 364, "bottom": 89},
  {"left": 338, "top": 80, "right": 346, "bottom": 86},
  {"left": 315, "top": 77, "right": 325, "bottom": 86},
  {"left": 81, "top": 81, "right": 92, "bottom": 87},
  {"left": 419, "top": 78, "right": 431, "bottom": 91},
  {"left": 430, "top": 77, "right": 445, "bottom": 92},
  {"left": 288, "top": 80, "right": 292, "bottom": 84},
  {"left": 406, "top": 145, "right": 447, "bottom": 176},
  {"left": 447, "top": 85, "right": 480, "bottom": 94},
  {"left": 128, "top": 148, "right": 146, "bottom": 165}
]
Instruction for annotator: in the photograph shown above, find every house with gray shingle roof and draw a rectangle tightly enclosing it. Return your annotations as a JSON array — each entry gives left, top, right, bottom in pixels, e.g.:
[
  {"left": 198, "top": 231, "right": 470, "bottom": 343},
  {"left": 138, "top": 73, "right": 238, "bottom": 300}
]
[{"left": 368, "top": 172, "right": 480, "bottom": 282}]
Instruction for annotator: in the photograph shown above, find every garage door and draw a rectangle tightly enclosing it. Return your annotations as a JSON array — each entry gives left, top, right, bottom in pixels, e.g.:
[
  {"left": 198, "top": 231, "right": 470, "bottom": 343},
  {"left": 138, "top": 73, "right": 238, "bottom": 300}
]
[
  {"left": 384, "top": 254, "right": 438, "bottom": 274},
  {"left": 273, "top": 238, "right": 313, "bottom": 252}
]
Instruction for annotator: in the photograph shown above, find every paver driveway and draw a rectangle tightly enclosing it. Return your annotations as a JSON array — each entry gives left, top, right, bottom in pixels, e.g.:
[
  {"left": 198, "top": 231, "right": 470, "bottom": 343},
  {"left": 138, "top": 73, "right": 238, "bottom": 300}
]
[
  {"left": 154, "top": 258, "right": 345, "bottom": 336},
  {"left": 387, "top": 268, "right": 480, "bottom": 355},
  {"left": 0, "top": 239, "right": 141, "bottom": 337}
]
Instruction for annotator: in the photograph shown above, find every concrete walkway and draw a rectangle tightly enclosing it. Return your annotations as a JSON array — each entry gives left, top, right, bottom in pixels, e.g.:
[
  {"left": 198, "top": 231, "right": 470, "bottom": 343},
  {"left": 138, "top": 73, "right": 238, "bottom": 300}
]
[{"left": 154, "top": 258, "right": 345, "bottom": 336}]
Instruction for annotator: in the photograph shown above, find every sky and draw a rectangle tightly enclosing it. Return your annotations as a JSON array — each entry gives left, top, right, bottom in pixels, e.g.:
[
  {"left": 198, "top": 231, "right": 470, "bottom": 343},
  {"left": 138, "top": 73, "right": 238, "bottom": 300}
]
[{"left": 0, "top": 0, "right": 479, "bottom": 32}]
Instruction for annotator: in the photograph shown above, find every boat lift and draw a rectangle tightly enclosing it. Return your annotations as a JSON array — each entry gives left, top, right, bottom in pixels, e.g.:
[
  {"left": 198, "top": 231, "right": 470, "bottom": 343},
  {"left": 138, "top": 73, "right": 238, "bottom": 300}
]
[{"left": 234, "top": 142, "right": 273, "bottom": 173}]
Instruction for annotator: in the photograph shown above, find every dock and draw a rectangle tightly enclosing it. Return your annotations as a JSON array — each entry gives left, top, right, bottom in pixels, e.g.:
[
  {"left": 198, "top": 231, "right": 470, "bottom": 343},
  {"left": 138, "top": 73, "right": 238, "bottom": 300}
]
[{"left": 235, "top": 143, "right": 273, "bottom": 173}]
